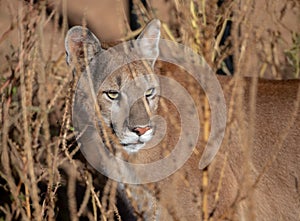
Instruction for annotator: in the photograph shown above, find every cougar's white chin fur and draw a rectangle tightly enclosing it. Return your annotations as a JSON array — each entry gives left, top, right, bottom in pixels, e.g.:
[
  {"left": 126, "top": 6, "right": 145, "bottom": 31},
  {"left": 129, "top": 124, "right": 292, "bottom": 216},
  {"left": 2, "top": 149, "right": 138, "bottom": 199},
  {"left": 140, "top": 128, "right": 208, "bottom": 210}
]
[{"left": 121, "top": 128, "right": 154, "bottom": 153}]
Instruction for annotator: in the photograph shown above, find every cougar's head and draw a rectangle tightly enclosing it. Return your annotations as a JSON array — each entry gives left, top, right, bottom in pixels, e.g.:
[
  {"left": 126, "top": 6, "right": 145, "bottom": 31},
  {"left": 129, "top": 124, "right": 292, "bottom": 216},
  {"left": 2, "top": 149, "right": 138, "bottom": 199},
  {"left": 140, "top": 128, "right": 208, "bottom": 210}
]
[{"left": 65, "top": 20, "right": 161, "bottom": 153}]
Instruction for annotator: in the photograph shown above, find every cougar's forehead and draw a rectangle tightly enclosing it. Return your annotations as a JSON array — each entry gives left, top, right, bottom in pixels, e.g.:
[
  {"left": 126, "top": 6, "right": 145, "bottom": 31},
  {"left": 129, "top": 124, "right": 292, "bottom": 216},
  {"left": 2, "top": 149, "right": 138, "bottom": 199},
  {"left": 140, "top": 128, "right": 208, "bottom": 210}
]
[{"left": 100, "top": 60, "right": 158, "bottom": 91}]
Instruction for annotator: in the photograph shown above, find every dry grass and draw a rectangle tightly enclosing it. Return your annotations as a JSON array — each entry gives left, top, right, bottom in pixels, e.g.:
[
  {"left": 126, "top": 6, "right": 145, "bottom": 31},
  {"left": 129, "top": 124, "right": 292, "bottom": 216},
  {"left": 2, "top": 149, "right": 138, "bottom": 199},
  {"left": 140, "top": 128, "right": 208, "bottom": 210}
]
[{"left": 0, "top": 0, "right": 299, "bottom": 220}]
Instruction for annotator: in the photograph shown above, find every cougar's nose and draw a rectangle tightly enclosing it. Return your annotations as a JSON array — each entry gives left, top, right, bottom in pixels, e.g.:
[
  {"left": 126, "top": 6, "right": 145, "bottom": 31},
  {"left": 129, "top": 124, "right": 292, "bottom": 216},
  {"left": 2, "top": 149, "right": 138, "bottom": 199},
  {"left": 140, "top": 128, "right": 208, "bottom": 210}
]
[{"left": 132, "top": 126, "right": 151, "bottom": 136}]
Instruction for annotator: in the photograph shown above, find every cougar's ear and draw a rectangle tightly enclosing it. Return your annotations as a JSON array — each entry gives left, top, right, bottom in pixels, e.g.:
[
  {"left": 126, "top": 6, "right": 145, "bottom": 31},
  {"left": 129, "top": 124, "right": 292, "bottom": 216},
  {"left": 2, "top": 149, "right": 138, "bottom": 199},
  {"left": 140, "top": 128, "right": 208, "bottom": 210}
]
[
  {"left": 136, "top": 19, "right": 161, "bottom": 67},
  {"left": 65, "top": 26, "right": 101, "bottom": 68}
]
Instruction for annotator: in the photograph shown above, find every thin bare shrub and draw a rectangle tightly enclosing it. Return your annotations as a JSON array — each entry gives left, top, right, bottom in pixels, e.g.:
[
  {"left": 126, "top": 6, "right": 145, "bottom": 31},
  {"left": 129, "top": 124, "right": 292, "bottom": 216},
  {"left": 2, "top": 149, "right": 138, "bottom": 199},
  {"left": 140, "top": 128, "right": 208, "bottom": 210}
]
[{"left": 0, "top": 0, "right": 299, "bottom": 220}]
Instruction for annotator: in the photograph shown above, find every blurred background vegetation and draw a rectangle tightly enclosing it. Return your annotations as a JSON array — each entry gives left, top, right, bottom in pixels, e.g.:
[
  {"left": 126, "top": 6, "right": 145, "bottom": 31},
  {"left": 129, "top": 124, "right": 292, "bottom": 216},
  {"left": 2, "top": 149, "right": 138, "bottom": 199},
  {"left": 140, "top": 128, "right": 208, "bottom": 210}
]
[{"left": 0, "top": 0, "right": 299, "bottom": 220}]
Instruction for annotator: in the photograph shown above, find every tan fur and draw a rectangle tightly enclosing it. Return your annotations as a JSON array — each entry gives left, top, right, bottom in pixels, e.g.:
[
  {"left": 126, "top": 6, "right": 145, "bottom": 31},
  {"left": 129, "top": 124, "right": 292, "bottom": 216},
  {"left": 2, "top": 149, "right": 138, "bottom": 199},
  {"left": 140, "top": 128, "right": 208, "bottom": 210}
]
[
  {"left": 142, "top": 63, "right": 300, "bottom": 220},
  {"left": 65, "top": 20, "right": 300, "bottom": 220}
]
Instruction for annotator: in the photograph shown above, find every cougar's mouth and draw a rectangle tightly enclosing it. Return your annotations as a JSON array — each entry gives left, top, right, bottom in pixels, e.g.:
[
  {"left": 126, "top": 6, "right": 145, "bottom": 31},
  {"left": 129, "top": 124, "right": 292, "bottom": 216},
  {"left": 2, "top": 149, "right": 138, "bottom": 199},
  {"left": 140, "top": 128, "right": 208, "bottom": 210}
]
[
  {"left": 121, "top": 141, "right": 146, "bottom": 153},
  {"left": 122, "top": 141, "right": 144, "bottom": 146}
]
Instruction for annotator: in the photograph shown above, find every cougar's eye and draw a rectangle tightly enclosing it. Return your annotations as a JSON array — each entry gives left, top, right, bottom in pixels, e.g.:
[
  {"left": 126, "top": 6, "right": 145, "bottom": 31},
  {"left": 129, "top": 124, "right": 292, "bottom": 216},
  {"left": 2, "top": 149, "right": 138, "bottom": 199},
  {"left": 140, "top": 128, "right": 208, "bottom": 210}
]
[
  {"left": 145, "top": 88, "right": 155, "bottom": 98},
  {"left": 105, "top": 90, "right": 120, "bottom": 100}
]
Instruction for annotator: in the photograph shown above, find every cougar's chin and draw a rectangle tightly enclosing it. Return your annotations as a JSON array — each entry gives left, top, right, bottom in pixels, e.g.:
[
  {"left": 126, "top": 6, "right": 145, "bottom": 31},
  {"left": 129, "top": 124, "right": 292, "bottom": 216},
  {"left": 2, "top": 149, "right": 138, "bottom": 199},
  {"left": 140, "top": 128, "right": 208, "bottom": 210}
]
[{"left": 122, "top": 142, "right": 146, "bottom": 153}]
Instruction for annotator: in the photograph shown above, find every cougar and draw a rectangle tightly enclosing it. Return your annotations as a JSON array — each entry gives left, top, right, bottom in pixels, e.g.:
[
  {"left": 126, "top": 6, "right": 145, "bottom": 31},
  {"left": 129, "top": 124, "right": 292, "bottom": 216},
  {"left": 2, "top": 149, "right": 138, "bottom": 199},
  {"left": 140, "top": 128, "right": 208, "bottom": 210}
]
[{"left": 65, "top": 19, "right": 300, "bottom": 220}]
